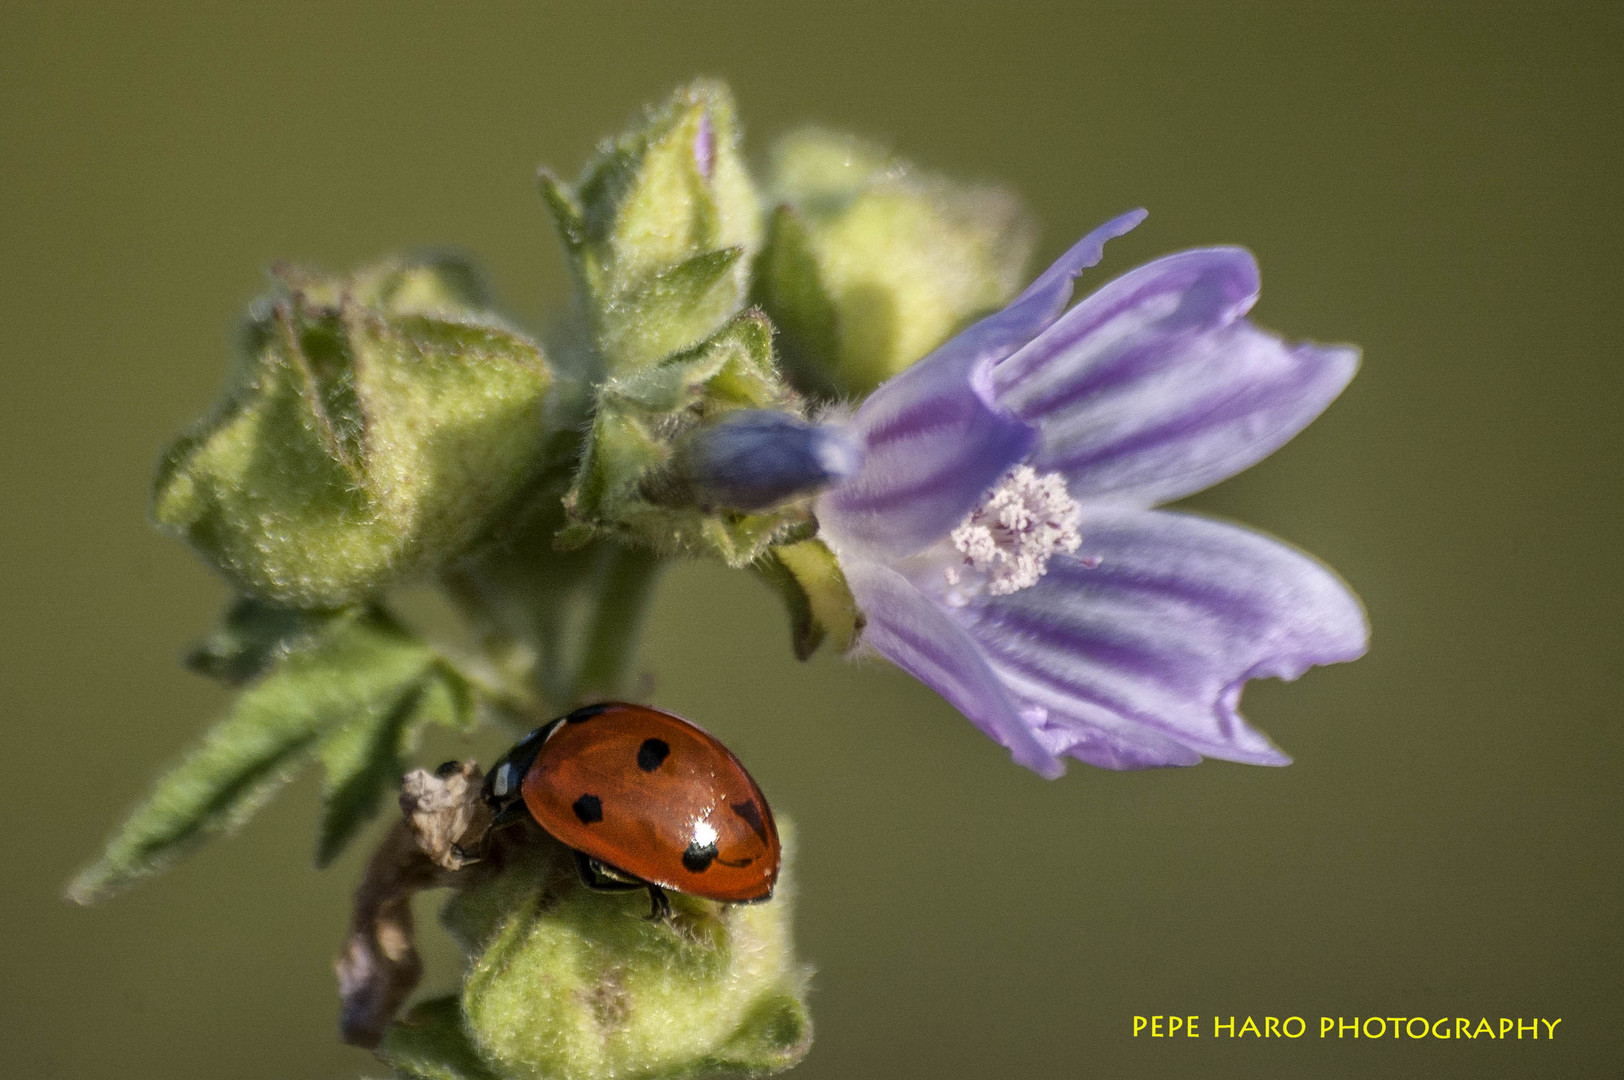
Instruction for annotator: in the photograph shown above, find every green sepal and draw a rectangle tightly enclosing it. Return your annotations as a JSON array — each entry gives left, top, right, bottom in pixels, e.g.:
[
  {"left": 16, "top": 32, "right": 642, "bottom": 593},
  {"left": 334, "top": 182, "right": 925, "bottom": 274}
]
[
  {"left": 67, "top": 608, "right": 475, "bottom": 903},
  {"left": 154, "top": 254, "right": 554, "bottom": 609},
  {"left": 543, "top": 80, "right": 762, "bottom": 374},
  {"left": 753, "top": 128, "right": 1035, "bottom": 397},
  {"left": 597, "top": 247, "right": 746, "bottom": 371},
  {"left": 378, "top": 996, "right": 502, "bottom": 1080},
  {"left": 755, "top": 539, "right": 863, "bottom": 659},
  {"left": 445, "top": 828, "right": 811, "bottom": 1080},
  {"left": 563, "top": 313, "right": 811, "bottom": 567}
]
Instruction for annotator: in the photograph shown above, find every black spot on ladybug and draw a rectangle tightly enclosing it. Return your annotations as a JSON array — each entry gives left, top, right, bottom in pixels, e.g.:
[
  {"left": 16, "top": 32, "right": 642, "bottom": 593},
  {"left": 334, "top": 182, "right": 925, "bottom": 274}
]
[
  {"left": 730, "top": 800, "right": 769, "bottom": 843},
  {"left": 636, "top": 738, "right": 670, "bottom": 772},
  {"left": 682, "top": 840, "right": 718, "bottom": 873},
  {"left": 566, "top": 703, "right": 612, "bottom": 724},
  {"left": 573, "top": 794, "right": 603, "bottom": 824}
]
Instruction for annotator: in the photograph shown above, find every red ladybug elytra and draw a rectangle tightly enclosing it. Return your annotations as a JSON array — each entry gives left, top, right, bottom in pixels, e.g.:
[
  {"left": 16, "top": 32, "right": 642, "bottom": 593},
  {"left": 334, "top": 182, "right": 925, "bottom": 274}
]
[{"left": 482, "top": 702, "right": 780, "bottom": 918}]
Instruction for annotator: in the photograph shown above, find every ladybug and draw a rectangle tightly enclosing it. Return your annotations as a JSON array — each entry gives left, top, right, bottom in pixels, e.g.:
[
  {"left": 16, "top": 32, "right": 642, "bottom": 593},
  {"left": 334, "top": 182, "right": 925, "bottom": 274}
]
[{"left": 481, "top": 701, "right": 780, "bottom": 919}]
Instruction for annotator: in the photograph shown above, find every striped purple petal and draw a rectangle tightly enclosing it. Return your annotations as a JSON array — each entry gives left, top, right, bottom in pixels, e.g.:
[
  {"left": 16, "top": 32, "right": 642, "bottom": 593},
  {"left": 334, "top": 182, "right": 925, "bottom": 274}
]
[
  {"left": 947, "top": 507, "right": 1368, "bottom": 769},
  {"left": 843, "top": 558, "right": 1065, "bottom": 778},
  {"left": 936, "top": 209, "right": 1148, "bottom": 365},
  {"left": 817, "top": 349, "right": 1036, "bottom": 557},
  {"left": 818, "top": 212, "right": 1147, "bottom": 558},
  {"left": 991, "top": 248, "right": 1358, "bottom": 506}
]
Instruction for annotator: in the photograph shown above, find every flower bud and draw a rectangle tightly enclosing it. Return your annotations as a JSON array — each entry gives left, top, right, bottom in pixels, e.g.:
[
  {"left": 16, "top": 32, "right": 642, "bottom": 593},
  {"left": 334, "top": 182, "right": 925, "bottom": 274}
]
[
  {"left": 562, "top": 313, "right": 817, "bottom": 567},
  {"left": 440, "top": 832, "right": 811, "bottom": 1080},
  {"left": 541, "top": 81, "right": 763, "bottom": 372},
  {"left": 651, "top": 410, "right": 861, "bottom": 513},
  {"left": 753, "top": 129, "right": 1035, "bottom": 397},
  {"left": 154, "top": 256, "right": 553, "bottom": 608}
]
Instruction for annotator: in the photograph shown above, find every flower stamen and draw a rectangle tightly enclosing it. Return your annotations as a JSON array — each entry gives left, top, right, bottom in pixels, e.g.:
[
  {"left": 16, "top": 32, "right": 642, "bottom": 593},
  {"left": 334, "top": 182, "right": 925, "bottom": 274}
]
[{"left": 949, "top": 465, "right": 1082, "bottom": 595}]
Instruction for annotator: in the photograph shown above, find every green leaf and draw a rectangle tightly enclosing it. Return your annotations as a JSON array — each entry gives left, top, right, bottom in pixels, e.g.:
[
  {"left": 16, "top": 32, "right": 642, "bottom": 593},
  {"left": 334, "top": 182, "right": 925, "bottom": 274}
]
[
  {"left": 315, "top": 660, "right": 476, "bottom": 867},
  {"left": 378, "top": 996, "right": 502, "bottom": 1080},
  {"left": 68, "top": 609, "right": 466, "bottom": 903},
  {"left": 184, "top": 596, "right": 348, "bottom": 686}
]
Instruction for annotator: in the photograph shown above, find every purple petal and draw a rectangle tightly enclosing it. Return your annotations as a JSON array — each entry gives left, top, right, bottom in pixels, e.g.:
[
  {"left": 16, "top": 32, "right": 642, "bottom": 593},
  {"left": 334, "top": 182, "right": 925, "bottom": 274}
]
[
  {"left": 693, "top": 109, "right": 715, "bottom": 181},
  {"left": 941, "top": 209, "right": 1148, "bottom": 366},
  {"left": 818, "top": 350, "right": 1035, "bottom": 557},
  {"left": 816, "top": 211, "right": 1148, "bottom": 556},
  {"left": 843, "top": 558, "right": 1065, "bottom": 778},
  {"left": 950, "top": 507, "right": 1368, "bottom": 769},
  {"left": 992, "top": 248, "right": 1358, "bottom": 506}
]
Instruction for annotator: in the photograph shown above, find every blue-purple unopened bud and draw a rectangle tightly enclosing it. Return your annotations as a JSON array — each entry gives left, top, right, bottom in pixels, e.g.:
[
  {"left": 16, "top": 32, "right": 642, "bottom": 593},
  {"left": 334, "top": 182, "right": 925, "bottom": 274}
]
[{"left": 659, "top": 411, "right": 862, "bottom": 512}]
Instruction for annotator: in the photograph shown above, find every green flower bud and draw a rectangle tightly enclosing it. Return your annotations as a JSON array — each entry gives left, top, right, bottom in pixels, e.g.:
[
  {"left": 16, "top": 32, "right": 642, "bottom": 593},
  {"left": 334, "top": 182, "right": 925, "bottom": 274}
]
[
  {"left": 438, "top": 831, "right": 811, "bottom": 1080},
  {"left": 563, "top": 313, "right": 814, "bottom": 567},
  {"left": 753, "top": 129, "right": 1036, "bottom": 398},
  {"left": 540, "top": 81, "right": 763, "bottom": 373},
  {"left": 154, "top": 256, "right": 553, "bottom": 608}
]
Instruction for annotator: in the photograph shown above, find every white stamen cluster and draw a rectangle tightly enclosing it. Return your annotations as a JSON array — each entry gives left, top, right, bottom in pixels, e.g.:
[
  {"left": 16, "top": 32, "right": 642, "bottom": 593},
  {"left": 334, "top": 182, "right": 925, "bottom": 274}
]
[{"left": 948, "top": 465, "right": 1082, "bottom": 595}]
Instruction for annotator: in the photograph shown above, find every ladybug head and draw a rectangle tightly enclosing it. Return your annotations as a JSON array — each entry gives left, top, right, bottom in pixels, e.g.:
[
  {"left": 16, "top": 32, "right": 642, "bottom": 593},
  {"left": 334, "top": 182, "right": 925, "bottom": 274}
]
[{"left": 482, "top": 720, "right": 557, "bottom": 813}]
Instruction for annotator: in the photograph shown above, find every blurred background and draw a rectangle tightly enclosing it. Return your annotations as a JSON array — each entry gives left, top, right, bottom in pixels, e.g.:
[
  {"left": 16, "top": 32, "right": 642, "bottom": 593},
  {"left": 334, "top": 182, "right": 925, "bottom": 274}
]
[{"left": 3, "top": 2, "right": 1620, "bottom": 1077}]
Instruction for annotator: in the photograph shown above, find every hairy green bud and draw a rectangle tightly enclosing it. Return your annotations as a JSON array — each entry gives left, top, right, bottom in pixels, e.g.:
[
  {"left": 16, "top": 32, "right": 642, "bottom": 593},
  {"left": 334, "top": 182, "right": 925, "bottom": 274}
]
[
  {"left": 431, "top": 833, "right": 810, "bottom": 1080},
  {"left": 153, "top": 255, "right": 553, "bottom": 608},
  {"left": 563, "top": 313, "right": 814, "bottom": 566},
  {"left": 753, "top": 129, "right": 1035, "bottom": 397},
  {"left": 540, "top": 80, "right": 763, "bottom": 373}
]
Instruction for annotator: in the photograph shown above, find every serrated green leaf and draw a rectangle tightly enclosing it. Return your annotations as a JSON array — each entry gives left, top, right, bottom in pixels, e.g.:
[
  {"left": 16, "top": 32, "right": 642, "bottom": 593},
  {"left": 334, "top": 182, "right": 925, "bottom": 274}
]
[
  {"left": 314, "top": 682, "right": 422, "bottom": 869},
  {"left": 185, "top": 596, "right": 350, "bottom": 686},
  {"left": 378, "top": 996, "right": 501, "bottom": 1080},
  {"left": 315, "top": 661, "right": 477, "bottom": 867},
  {"left": 68, "top": 610, "right": 442, "bottom": 903},
  {"left": 352, "top": 252, "right": 495, "bottom": 316}
]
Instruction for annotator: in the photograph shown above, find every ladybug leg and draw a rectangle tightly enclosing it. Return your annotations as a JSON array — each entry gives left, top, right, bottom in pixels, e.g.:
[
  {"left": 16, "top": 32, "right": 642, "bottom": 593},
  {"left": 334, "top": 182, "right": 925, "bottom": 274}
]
[
  {"left": 453, "top": 799, "right": 531, "bottom": 862},
  {"left": 487, "top": 799, "right": 533, "bottom": 833},
  {"left": 572, "top": 853, "right": 672, "bottom": 921},
  {"left": 574, "top": 851, "right": 644, "bottom": 892}
]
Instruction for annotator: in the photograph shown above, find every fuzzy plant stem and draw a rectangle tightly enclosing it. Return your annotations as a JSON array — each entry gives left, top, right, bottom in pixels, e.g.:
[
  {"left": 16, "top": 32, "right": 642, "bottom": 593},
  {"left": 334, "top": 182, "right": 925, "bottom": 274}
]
[{"left": 569, "top": 545, "right": 663, "bottom": 701}]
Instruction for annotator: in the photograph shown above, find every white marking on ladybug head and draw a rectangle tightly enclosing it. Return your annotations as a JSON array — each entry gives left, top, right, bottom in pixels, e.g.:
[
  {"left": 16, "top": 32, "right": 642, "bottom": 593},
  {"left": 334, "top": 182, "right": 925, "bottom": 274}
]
[{"left": 491, "top": 763, "right": 515, "bottom": 798}]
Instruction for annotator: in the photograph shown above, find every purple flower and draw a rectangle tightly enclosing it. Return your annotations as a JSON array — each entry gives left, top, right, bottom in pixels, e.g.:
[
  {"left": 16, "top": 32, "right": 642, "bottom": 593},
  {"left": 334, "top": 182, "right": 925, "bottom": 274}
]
[{"left": 815, "top": 211, "right": 1367, "bottom": 777}]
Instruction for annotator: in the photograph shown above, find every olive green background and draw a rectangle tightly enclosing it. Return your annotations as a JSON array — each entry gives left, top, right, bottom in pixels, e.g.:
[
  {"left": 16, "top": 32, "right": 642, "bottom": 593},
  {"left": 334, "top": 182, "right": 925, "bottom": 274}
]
[{"left": 3, "top": 3, "right": 1619, "bottom": 1078}]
